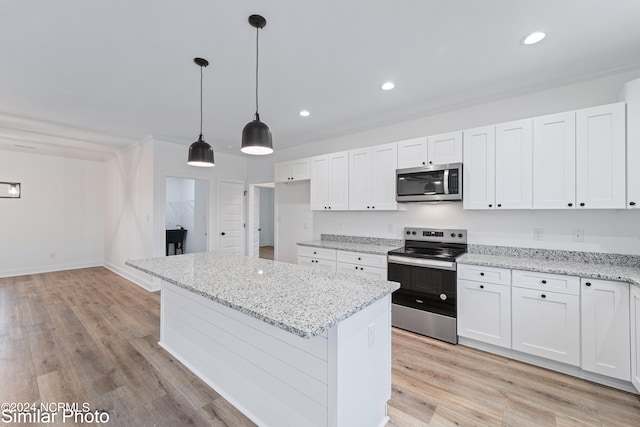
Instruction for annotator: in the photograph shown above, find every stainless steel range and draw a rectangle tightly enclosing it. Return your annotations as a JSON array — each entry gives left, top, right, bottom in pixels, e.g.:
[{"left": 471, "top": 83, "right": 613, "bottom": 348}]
[{"left": 387, "top": 228, "right": 467, "bottom": 344}]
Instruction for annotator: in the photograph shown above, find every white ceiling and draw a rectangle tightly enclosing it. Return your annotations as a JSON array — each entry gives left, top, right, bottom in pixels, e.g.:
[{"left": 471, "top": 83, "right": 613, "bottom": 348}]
[{"left": 1, "top": 0, "right": 640, "bottom": 161}]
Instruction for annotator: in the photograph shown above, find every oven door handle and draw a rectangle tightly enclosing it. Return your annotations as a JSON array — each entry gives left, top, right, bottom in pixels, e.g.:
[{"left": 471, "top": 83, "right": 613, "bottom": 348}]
[{"left": 388, "top": 255, "right": 457, "bottom": 271}]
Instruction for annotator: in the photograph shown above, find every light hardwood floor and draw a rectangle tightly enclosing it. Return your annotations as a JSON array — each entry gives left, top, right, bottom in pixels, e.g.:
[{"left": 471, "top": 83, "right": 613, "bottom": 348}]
[
  {"left": 259, "top": 245, "right": 275, "bottom": 260},
  {"left": 1, "top": 268, "right": 638, "bottom": 426}
]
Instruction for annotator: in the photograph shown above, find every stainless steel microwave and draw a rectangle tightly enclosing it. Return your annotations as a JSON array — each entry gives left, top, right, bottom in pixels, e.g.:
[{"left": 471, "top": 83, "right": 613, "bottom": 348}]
[{"left": 396, "top": 163, "right": 462, "bottom": 202}]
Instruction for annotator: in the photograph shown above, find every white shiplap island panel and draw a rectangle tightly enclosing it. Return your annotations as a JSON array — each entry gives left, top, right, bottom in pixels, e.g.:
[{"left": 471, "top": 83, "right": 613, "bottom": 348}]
[{"left": 127, "top": 252, "right": 399, "bottom": 427}]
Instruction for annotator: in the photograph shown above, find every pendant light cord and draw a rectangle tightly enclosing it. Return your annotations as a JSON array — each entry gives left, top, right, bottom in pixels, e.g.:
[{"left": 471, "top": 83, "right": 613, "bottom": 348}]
[
  {"left": 200, "top": 64, "right": 204, "bottom": 136},
  {"left": 255, "top": 25, "right": 260, "bottom": 117}
]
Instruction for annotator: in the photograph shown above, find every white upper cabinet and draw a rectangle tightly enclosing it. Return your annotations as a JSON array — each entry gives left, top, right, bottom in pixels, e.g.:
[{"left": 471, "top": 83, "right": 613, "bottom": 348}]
[
  {"left": 274, "top": 158, "right": 310, "bottom": 183},
  {"left": 495, "top": 119, "right": 532, "bottom": 209},
  {"left": 625, "top": 78, "right": 640, "bottom": 209},
  {"left": 397, "top": 137, "right": 428, "bottom": 169},
  {"left": 576, "top": 102, "right": 626, "bottom": 209},
  {"left": 397, "top": 132, "right": 462, "bottom": 169},
  {"left": 310, "top": 152, "right": 349, "bottom": 210},
  {"left": 533, "top": 112, "right": 576, "bottom": 209},
  {"left": 349, "top": 143, "right": 398, "bottom": 210},
  {"left": 463, "top": 125, "right": 496, "bottom": 209},
  {"left": 428, "top": 131, "right": 463, "bottom": 166}
]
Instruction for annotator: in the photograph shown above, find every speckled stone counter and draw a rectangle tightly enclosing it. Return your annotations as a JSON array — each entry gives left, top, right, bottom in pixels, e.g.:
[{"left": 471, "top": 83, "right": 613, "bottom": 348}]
[
  {"left": 458, "top": 249, "right": 640, "bottom": 287},
  {"left": 127, "top": 252, "right": 399, "bottom": 338},
  {"left": 297, "top": 234, "right": 402, "bottom": 255}
]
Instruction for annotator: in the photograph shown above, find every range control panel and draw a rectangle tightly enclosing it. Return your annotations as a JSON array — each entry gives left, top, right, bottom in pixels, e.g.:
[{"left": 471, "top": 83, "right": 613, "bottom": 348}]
[{"left": 404, "top": 228, "right": 467, "bottom": 244}]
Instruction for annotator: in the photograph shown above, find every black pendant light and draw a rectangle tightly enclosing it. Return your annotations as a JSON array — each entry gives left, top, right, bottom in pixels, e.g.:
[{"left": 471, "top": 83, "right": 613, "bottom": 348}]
[
  {"left": 188, "top": 57, "right": 215, "bottom": 167},
  {"left": 241, "top": 14, "right": 273, "bottom": 155}
]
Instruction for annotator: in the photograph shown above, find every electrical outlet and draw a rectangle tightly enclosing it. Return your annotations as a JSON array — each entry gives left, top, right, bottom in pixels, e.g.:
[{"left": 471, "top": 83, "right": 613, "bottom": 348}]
[
  {"left": 368, "top": 322, "right": 375, "bottom": 348},
  {"left": 572, "top": 228, "right": 584, "bottom": 242},
  {"left": 533, "top": 228, "right": 544, "bottom": 241}
]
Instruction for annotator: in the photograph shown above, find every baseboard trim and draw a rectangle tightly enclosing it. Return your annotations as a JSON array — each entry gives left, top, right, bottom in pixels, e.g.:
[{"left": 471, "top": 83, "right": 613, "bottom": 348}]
[
  {"left": 0, "top": 261, "right": 102, "bottom": 279},
  {"left": 103, "top": 262, "right": 159, "bottom": 292},
  {"left": 459, "top": 336, "right": 637, "bottom": 394}
]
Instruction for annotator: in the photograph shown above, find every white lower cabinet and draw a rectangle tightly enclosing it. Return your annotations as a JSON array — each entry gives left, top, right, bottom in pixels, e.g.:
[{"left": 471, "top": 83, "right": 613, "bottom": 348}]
[
  {"left": 336, "top": 250, "right": 387, "bottom": 280},
  {"left": 631, "top": 286, "right": 640, "bottom": 392},
  {"left": 512, "top": 286, "right": 580, "bottom": 366},
  {"left": 297, "top": 245, "right": 337, "bottom": 273},
  {"left": 581, "top": 278, "right": 631, "bottom": 381},
  {"left": 457, "top": 279, "right": 511, "bottom": 348}
]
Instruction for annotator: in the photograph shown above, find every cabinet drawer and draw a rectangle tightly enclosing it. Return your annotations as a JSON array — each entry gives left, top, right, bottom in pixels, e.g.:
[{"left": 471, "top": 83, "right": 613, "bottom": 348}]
[
  {"left": 512, "top": 270, "right": 580, "bottom": 295},
  {"left": 297, "top": 245, "right": 336, "bottom": 261},
  {"left": 336, "top": 250, "right": 387, "bottom": 268},
  {"left": 337, "top": 262, "right": 387, "bottom": 280},
  {"left": 457, "top": 264, "right": 511, "bottom": 285},
  {"left": 297, "top": 256, "right": 337, "bottom": 273}
]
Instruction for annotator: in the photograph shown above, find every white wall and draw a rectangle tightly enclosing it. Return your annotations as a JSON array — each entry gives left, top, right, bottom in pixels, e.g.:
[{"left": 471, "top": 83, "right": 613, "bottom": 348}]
[
  {"left": 249, "top": 69, "right": 640, "bottom": 257},
  {"left": 259, "top": 187, "right": 274, "bottom": 246},
  {"left": 103, "top": 140, "right": 155, "bottom": 289},
  {"left": 275, "top": 181, "right": 313, "bottom": 263},
  {"left": 0, "top": 149, "right": 105, "bottom": 278}
]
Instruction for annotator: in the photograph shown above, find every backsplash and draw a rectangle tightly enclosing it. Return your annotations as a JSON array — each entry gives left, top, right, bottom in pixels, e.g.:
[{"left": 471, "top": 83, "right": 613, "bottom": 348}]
[
  {"left": 321, "top": 234, "right": 403, "bottom": 247},
  {"left": 468, "top": 244, "right": 640, "bottom": 268}
]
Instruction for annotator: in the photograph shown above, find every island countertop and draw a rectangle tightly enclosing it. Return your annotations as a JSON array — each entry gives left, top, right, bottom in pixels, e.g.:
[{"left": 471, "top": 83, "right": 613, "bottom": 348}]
[{"left": 126, "top": 252, "right": 399, "bottom": 339}]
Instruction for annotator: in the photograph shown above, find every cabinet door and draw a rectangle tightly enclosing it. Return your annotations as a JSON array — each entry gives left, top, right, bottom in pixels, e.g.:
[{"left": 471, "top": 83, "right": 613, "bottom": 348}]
[
  {"left": 310, "top": 155, "right": 329, "bottom": 210},
  {"left": 533, "top": 112, "right": 576, "bottom": 209},
  {"left": 463, "top": 126, "right": 496, "bottom": 209},
  {"left": 495, "top": 119, "right": 532, "bottom": 209},
  {"left": 631, "top": 286, "right": 640, "bottom": 392},
  {"left": 274, "top": 162, "right": 291, "bottom": 183},
  {"left": 625, "top": 78, "right": 640, "bottom": 209},
  {"left": 576, "top": 102, "right": 626, "bottom": 209},
  {"left": 328, "top": 151, "right": 349, "bottom": 210},
  {"left": 581, "top": 278, "right": 630, "bottom": 380},
  {"left": 349, "top": 148, "right": 370, "bottom": 210},
  {"left": 397, "top": 137, "right": 428, "bottom": 169},
  {"left": 512, "top": 287, "right": 580, "bottom": 366},
  {"left": 369, "top": 143, "right": 398, "bottom": 210},
  {"left": 428, "top": 131, "right": 463, "bottom": 165},
  {"left": 291, "top": 158, "right": 310, "bottom": 181},
  {"left": 457, "top": 279, "right": 511, "bottom": 348}
]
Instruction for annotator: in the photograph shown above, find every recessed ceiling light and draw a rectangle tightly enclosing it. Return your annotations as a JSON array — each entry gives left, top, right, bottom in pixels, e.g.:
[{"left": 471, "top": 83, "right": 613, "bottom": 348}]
[
  {"left": 299, "top": 110, "right": 310, "bottom": 117},
  {"left": 523, "top": 31, "right": 546, "bottom": 45},
  {"left": 381, "top": 81, "right": 395, "bottom": 91}
]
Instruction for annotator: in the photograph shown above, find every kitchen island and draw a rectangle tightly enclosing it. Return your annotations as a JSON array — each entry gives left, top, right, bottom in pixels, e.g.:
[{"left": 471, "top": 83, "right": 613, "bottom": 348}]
[{"left": 127, "top": 252, "right": 399, "bottom": 427}]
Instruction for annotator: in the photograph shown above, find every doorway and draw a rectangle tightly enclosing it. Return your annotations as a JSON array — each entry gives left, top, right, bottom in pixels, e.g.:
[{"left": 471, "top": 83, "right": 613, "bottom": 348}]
[
  {"left": 165, "top": 177, "right": 208, "bottom": 255},
  {"left": 247, "top": 182, "right": 275, "bottom": 260}
]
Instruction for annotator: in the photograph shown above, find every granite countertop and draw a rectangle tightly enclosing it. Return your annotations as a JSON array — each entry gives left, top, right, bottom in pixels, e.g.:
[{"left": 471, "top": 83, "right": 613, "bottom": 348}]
[
  {"left": 297, "top": 234, "right": 403, "bottom": 255},
  {"left": 457, "top": 253, "right": 640, "bottom": 287},
  {"left": 127, "top": 252, "right": 399, "bottom": 339}
]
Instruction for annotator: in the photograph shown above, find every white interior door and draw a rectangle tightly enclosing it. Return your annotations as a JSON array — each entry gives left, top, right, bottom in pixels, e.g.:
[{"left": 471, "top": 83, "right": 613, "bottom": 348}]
[
  {"left": 252, "top": 186, "right": 260, "bottom": 257},
  {"left": 218, "top": 179, "right": 245, "bottom": 255}
]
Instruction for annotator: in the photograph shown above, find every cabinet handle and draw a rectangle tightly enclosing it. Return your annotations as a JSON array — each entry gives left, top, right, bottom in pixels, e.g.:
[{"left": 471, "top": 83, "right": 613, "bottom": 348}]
[
  {"left": 497, "top": 204, "right": 502, "bottom": 208},
  {"left": 367, "top": 206, "right": 370, "bottom": 209},
  {"left": 313, "top": 251, "right": 317, "bottom": 254},
  {"left": 355, "top": 266, "right": 358, "bottom": 269},
  {"left": 328, "top": 206, "right": 331, "bottom": 209},
  {"left": 416, "top": 299, "right": 424, "bottom": 304},
  {"left": 541, "top": 280, "right": 547, "bottom": 284},
  {"left": 631, "top": 202, "right": 637, "bottom": 206},
  {"left": 480, "top": 272, "right": 485, "bottom": 276},
  {"left": 541, "top": 294, "right": 546, "bottom": 299},
  {"left": 488, "top": 204, "right": 493, "bottom": 208},
  {"left": 567, "top": 203, "right": 573, "bottom": 207},
  {"left": 580, "top": 202, "right": 585, "bottom": 207},
  {"left": 221, "top": 232, "right": 226, "bottom": 236},
  {"left": 480, "top": 285, "right": 484, "bottom": 289},
  {"left": 324, "top": 206, "right": 327, "bottom": 209},
  {"left": 358, "top": 257, "right": 361, "bottom": 260},
  {"left": 585, "top": 282, "right": 591, "bottom": 287},
  {"left": 372, "top": 206, "right": 375, "bottom": 209},
  {"left": 429, "top": 161, "right": 433, "bottom": 165},
  {"left": 422, "top": 162, "right": 426, "bottom": 165},
  {"left": 360, "top": 267, "right": 364, "bottom": 270}
]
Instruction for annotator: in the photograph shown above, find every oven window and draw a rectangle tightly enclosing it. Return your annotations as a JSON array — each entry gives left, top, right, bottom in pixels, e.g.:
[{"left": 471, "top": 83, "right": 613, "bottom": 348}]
[{"left": 397, "top": 170, "right": 445, "bottom": 196}]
